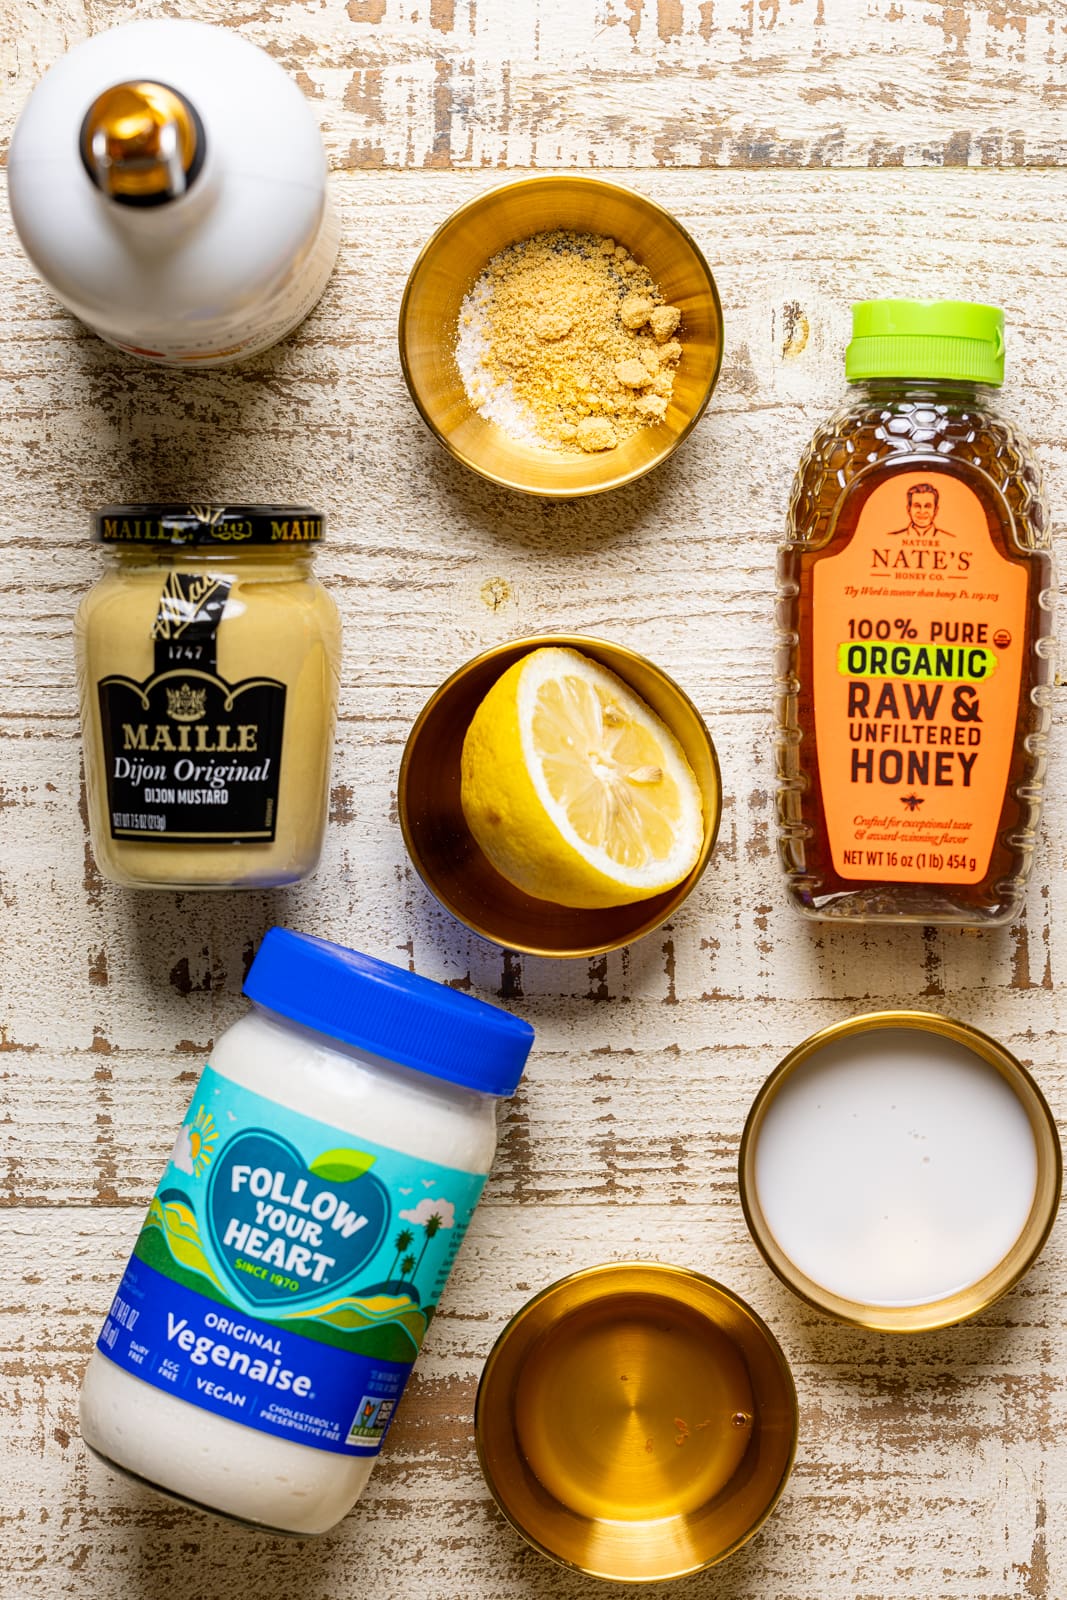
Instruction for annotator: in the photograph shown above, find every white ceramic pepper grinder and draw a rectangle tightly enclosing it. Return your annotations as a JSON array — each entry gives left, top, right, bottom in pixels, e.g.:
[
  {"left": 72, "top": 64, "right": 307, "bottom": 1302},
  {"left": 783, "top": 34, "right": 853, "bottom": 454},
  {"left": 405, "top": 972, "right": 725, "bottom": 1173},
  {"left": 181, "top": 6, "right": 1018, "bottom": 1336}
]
[{"left": 8, "top": 19, "right": 339, "bottom": 366}]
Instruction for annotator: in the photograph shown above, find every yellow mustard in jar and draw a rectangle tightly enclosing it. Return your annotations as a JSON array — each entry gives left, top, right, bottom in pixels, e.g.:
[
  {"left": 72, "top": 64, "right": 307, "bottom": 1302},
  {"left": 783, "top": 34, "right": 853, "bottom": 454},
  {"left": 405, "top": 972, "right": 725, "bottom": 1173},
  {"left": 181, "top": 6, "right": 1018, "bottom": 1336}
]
[{"left": 75, "top": 504, "right": 341, "bottom": 889}]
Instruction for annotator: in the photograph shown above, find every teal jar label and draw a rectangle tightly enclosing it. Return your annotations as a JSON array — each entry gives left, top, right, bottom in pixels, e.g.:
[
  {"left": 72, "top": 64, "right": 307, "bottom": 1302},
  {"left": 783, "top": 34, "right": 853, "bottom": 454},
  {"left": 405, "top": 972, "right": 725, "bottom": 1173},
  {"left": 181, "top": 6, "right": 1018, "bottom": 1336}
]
[{"left": 96, "top": 1064, "right": 487, "bottom": 1455}]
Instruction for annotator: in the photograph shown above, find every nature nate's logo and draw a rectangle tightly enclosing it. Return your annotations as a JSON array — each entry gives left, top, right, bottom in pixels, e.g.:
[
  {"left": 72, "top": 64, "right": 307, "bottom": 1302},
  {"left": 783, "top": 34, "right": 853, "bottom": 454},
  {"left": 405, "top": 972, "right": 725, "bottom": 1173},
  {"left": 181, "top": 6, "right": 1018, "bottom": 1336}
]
[
  {"left": 204, "top": 1130, "right": 390, "bottom": 1309},
  {"left": 867, "top": 479, "right": 973, "bottom": 577}
]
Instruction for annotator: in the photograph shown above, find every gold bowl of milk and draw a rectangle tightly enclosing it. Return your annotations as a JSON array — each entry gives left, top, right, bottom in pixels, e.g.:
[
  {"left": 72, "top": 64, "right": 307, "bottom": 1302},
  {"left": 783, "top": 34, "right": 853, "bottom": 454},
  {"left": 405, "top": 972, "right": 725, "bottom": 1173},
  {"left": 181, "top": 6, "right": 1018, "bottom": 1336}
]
[
  {"left": 474, "top": 1263, "right": 798, "bottom": 1582},
  {"left": 739, "top": 1011, "right": 1062, "bottom": 1334}
]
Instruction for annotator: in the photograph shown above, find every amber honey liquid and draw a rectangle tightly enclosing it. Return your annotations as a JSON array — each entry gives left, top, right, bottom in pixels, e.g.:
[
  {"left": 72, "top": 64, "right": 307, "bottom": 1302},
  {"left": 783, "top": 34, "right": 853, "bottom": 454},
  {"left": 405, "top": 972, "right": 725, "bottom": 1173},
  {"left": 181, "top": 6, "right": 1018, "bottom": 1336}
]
[
  {"left": 513, "top": 1293, "right": 754, "bottom": 1523},
  {"left": 777, "top": 381, "right": 1054, "bottom": 925}
]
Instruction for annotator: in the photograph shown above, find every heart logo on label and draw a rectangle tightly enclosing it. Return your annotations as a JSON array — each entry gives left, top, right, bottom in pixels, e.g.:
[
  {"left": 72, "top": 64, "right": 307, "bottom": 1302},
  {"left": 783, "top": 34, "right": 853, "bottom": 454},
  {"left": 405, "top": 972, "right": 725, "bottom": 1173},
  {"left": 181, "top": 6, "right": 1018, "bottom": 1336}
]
[{"left": 205, "top": 1128, "right": 390, "bottom": 1310}]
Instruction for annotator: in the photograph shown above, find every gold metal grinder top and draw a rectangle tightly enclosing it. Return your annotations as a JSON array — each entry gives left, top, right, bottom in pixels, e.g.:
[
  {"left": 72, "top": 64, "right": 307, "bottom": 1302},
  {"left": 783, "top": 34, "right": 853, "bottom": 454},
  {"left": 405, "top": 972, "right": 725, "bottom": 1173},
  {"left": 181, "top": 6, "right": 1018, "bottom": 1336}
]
[{"left": 80, "top": 82, "right": 203, "bottom": 204}]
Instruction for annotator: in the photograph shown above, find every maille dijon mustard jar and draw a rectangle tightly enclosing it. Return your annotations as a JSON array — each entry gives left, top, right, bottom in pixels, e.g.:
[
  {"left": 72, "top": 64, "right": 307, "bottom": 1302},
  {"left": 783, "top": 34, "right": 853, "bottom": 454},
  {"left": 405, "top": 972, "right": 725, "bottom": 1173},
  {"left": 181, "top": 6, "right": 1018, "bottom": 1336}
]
[
  {"left": 74, "top": 505, "right": 341, "bottom": 890},
  {"left": 776, "top": 300, "right": 1055, "bottom": 926},
  {"left": 7, "top": 19, "right": 337, "bottom": 366}
]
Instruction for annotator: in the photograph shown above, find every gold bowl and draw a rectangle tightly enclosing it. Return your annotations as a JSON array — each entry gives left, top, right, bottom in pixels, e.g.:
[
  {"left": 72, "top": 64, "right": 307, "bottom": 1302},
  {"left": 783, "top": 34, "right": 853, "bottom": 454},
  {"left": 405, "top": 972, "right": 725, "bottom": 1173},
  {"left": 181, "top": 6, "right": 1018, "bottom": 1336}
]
[
  {"left": 397, "top": 634, "right": 722, "bottom": 959},
  {"left": 739, "top": 1011, "right": 1063, "bottom": 1334},
  {"left": 474, "top": 1262, "right": 798, "bottom": 1583},
  {"left": 398, "top": 175, "right": 724, "bottom": 497}
]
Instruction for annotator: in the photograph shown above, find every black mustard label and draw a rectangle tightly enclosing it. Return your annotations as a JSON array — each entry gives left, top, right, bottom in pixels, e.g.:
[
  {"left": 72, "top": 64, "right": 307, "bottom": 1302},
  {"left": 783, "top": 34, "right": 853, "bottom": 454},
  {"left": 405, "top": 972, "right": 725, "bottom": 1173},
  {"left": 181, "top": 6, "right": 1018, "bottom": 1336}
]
[{"left": 98, "top": 573, "right": 286, "bottom": 844}]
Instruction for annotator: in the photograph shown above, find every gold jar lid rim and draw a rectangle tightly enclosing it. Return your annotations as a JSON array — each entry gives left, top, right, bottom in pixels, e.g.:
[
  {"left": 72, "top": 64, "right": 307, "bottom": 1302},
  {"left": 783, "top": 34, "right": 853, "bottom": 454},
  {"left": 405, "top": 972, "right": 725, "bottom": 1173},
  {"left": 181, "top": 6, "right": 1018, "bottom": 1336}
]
[{"left": 93, "top": 504, "right": 325, "bottom": 549}]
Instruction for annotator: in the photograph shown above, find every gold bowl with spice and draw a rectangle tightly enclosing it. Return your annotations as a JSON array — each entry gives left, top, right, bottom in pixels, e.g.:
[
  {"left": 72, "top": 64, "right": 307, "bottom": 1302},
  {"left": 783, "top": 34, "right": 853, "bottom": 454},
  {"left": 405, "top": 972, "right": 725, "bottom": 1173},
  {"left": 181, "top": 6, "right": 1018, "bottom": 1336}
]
[
  {"left": 397, "top": 634, "right": 722, "bottom": 958},
  {"left": 399, "top": 176, "right": 724, "bottom": 497},
  {"left": 474, "top": 1263, "right": 799, "bottom": 1582}
]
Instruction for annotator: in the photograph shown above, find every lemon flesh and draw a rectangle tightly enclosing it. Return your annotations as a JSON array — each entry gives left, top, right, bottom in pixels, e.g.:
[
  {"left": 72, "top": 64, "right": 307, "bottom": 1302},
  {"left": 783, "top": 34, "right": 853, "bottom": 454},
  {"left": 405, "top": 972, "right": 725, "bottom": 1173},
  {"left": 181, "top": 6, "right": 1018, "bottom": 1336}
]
[{"left": 460, "top": 647, "right": 705, "bottom": 909}]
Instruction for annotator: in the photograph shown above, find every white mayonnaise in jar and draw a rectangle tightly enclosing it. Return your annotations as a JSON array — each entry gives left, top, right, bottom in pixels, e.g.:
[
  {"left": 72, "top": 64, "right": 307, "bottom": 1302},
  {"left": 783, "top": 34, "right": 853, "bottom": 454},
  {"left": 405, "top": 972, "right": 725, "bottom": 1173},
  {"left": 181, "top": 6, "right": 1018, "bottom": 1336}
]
[{"left": 80, "top": 929, "right": 534, "bottom": 1534}]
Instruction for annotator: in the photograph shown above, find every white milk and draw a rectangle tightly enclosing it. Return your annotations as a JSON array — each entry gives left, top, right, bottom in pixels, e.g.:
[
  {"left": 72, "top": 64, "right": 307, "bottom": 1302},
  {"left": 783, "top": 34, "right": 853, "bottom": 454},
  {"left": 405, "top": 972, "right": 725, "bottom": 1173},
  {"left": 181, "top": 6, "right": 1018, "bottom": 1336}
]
[{"left": 753, "top": 1028, "right": 1038, "bottom": 1307}]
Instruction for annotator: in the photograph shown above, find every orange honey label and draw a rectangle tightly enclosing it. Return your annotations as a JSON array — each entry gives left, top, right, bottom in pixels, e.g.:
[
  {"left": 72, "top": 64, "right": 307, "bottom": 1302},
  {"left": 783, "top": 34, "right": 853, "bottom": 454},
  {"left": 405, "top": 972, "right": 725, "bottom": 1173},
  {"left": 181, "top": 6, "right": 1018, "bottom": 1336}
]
[{"left": 812, "top": 469, "right": 1027, "bottom": 884}]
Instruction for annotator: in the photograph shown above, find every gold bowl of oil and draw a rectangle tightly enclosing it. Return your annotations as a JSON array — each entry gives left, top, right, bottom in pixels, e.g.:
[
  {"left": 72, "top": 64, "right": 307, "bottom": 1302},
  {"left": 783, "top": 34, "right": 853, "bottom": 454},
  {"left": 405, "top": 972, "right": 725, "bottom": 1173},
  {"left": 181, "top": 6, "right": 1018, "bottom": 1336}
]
[
  {"left": 398, "top": 175, "right": 724, "bottom": 498},
  {"left": 397, "top": 633, "right": 722, "bottom": 959},
  {"left": 474, "top": 1262, "right": 798, "bottom": 1583}
]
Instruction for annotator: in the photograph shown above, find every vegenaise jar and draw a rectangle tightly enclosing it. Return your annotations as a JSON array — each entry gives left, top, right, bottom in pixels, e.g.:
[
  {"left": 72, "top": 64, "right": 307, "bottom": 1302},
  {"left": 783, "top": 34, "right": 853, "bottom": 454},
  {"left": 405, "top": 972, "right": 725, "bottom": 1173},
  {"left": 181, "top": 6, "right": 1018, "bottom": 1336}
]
[
  {"left": 79, "top": 928, "right": 535, "bottom": 1534},
  {"left": 75, "top": 504, "right": 341, "bottom": 889}
]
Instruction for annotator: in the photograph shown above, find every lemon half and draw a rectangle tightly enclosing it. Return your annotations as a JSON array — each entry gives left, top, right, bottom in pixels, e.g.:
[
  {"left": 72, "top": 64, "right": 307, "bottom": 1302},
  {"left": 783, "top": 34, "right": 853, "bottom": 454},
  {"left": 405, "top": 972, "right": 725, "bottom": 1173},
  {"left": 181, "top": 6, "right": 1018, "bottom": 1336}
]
[{"left": 460, "top": 647, "right": 705, "bottom": 909}]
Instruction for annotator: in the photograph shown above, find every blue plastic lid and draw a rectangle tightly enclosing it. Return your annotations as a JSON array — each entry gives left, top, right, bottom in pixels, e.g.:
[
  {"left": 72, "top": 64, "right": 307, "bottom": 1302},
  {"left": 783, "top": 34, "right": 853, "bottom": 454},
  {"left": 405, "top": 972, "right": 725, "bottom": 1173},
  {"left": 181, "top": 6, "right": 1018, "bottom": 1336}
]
[{"left": 243, "top": 928, "right": 534, "bottom": 1097}]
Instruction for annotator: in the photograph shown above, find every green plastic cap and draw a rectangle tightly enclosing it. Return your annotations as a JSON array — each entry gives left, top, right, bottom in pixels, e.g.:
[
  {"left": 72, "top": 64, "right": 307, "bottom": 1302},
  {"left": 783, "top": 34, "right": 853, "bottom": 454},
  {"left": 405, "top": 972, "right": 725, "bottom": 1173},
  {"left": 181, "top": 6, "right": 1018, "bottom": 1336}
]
[{"left": 845, "top": 299, "right": 1005, "bottom": 386}]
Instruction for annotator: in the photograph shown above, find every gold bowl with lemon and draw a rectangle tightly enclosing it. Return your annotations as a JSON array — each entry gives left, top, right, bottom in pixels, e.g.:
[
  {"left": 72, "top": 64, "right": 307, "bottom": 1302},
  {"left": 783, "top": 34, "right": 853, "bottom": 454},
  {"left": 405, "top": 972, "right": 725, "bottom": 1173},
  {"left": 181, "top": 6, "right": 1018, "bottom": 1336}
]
[{"left": 398, "top": 635, "right": 722, "bottom": 958}]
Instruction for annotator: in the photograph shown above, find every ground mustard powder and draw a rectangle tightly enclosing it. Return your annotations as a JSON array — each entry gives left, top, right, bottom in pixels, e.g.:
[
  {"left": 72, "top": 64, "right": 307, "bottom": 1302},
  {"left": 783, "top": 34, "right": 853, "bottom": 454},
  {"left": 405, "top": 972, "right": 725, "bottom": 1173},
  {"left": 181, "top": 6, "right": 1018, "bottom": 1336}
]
[{"left": 456, "top": 231, "right": 683, "bottom": 453}]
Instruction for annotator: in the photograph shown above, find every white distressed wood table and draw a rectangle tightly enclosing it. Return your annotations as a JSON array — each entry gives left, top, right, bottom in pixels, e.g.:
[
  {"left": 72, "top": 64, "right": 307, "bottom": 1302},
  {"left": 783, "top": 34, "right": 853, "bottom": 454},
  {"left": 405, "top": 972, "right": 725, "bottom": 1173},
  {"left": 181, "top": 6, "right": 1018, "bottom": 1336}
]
[{"left": 1, "top": 4, "right": 1065, "bottom": 1597}]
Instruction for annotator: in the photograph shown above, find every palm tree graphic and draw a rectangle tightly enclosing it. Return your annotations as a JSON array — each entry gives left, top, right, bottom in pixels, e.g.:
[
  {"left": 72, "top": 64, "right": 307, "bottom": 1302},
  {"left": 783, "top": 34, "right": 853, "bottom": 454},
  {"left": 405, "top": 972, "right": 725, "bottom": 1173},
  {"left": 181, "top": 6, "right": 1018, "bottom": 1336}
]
[
  {"left": 387, "top": 1229, "right": 415, "bottom": 1282},
  {"left": 400, "top": 1253, "right": 416, "bottom": 1280},
  {"left": 412, "top": 1212, "right": 444, "bottom": 1282}
]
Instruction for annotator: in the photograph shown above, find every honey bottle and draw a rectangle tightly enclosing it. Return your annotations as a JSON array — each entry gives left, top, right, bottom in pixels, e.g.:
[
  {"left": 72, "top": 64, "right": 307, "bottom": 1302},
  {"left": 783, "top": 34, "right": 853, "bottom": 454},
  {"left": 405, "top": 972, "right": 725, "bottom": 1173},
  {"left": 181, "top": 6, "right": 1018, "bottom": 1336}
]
[{"left": 776, "top": 300, "right": 1054, "bottom": 925}]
